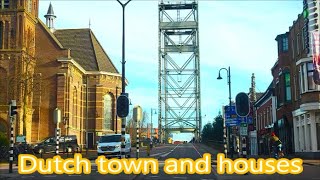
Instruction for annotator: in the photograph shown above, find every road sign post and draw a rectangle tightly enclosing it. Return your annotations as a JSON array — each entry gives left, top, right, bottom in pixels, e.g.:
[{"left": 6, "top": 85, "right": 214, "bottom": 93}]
[
  {"left": 54, "top": 108, "right": 61, "bottom": 155},
  {"left": 133, "top": 105, "right": 142, "bottom": 158}
]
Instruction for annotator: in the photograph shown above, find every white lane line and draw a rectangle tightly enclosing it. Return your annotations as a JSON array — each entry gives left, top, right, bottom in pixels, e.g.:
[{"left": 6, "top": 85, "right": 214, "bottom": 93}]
[
  {"left": 173, "top": 177, "right": 187, "bottom": 179},
  {"left": 43, "top": 175, "right": 57, "bottom": 178},
  {"left": 68, "top": 175, "right": 82, "bottom": 176},
  {"left": 192, "top": 143, "right": 203, "bottom": 158},
  {"left": 150, "top": 152, "right": 168, "bottom": 157},
  {"left": 160, "top": 144, "right": 179, "bottom": 158},
  {"left": 149, "top": 175, "right": 159, "bottom": 178}
]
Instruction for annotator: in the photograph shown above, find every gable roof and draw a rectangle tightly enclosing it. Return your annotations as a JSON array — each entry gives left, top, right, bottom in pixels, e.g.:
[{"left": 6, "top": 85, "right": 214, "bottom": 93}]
[{"left": 53, "top": 28, "right": 118, "bottom": 73}]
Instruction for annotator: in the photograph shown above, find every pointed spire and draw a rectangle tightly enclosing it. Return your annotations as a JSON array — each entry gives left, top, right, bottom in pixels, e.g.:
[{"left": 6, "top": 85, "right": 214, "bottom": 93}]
[
  {"left": 250, "top": 73, "right": 256, "bottom": 102},
  {"left": 44, "top": 2, "right": 57, "bottom": 33},
  {"left": 46, "top": 2, "right": 55, "bottom": 15}
]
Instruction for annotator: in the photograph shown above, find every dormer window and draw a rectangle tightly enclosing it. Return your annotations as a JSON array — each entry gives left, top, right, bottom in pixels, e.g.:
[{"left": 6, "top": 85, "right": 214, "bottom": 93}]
[{"left": 0, "top": 0, "right": 9, "bottom": 9}]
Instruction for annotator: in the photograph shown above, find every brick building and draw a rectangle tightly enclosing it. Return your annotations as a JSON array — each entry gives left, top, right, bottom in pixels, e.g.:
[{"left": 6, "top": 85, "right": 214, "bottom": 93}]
[
  {"left": 272, "top": 32, "right": 294, "bottom": 155},
  {"left": 289, "top": 14, "right": 320, "bottom": 158},
  {"left": 255, "top": 83, "right": 276, "bottom": 156},
  {"left": 0, "top": 1, "right": 124, "bottom": 149}
]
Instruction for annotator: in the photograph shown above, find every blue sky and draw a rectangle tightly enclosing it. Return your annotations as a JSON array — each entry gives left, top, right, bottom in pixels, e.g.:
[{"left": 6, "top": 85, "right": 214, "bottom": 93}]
[{"left": 39, "top": 0, "right": 302, "bottom": 141}]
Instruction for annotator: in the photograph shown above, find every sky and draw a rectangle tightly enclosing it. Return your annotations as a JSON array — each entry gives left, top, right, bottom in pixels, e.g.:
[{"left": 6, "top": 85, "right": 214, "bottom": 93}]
[{"left": 39, "top": 0, "right": 302, "bottom": 141}]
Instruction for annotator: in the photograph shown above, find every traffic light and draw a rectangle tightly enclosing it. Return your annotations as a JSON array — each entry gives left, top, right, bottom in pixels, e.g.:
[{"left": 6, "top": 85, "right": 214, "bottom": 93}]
[
  {"left": 9, "top": 100, "right": 17, "bottom": 117},
  {"left": 116, "top": 93, "right": 129, "bottom": 118},
  {"left": 235, "top": 92, "right": 250, "bottom": 117}
]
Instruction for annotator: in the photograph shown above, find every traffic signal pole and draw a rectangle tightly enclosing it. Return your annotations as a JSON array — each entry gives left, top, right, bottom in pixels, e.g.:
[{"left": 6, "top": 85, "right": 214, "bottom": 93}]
[
  {"left": 9, "top": 100, "right": 17, "bottom": 173},
  {"left": 116, "top": 0, "right": 131, "bottom": 159}
]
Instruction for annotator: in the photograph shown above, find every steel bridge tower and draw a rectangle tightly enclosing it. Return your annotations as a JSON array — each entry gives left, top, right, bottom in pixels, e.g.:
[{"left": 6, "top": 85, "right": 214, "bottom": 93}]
[{"left": 158, "top": 0, "right": 201, "bottom": 143}]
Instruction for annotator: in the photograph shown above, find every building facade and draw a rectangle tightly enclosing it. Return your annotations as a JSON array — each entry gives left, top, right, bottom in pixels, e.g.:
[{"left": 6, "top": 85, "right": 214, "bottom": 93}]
[
  {"left": 0, "top": 1, "right": 124, "bottom": 149},
  {"left": 289, "top": 14, "right": 320, "bottom": 158},
  {"left": 272, "top": 32, "right": 294, "bottom": 155},
  {"left": 255, "top": 84, "right": 276, "bottom": 156}
]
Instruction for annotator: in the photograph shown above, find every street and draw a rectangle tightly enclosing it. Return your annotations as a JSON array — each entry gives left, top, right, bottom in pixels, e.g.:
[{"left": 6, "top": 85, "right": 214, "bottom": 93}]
[{"left": 1, "top": 143, "right": 319, "bottom": 180}]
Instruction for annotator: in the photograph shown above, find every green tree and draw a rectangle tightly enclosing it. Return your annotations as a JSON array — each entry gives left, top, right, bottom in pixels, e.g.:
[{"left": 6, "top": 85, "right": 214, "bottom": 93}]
[
  {"left": 212, "top": 114, "right": 223, "bottom": 142},
  {"left": 201, "top": 123, "right": 213, "bottom": 142}
]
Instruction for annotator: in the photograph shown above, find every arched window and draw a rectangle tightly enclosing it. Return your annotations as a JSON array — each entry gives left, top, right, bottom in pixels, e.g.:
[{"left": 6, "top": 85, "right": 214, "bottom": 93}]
[
  {"left": 103, "top": 94, "right": 112, "bottom": 130},
  {"left": 72, "top": 87, "right": 77, "bottom": 129},
  {"left": 0, "top": 21, "right": 3, "bottom": 49},
  {"left": 0, "top": 68, "right": 7, "bottom": 103}
]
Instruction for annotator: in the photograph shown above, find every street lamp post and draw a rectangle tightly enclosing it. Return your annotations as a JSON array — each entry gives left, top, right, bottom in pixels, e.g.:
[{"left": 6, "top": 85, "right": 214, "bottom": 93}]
[
  {"left": 115, "top": 86, "right": 120, "bottom": 134},
  {"left": 150, "top": 108, "right": 157, "bottom": 139},
  {"left": 116, "top": 0, "right": 131, "bottom": 159},
  {"left": 217, "top": 66, "right": 232, "bottom": 158}
]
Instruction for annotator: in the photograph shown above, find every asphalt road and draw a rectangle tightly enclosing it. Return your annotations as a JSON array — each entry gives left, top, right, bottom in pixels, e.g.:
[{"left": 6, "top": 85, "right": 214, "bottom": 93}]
[{"left": 1, "top": 143, "right": 319, "bottom": 180}]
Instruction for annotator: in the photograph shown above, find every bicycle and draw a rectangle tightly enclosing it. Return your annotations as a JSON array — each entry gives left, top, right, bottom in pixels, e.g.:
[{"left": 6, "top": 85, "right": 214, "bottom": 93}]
[{"left": 271, "top": 144, "right": 285, "bottom": 159}]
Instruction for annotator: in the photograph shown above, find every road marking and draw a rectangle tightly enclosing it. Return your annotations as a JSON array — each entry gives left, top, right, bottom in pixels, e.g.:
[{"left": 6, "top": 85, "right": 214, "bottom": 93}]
[
  {"left": 192, "top": 143, "right": 202, "bottom": 158},
  {"left": 22, "top": 176, "right": 34, "bottom": 178},
  {"left": 43, "top": 175, "right": 57, "bottom": 178},
  {"left": 68, "top": 175, "right": 82, "bottom": 176},
  {"left": 150, "top": 151, "right": 168, "bottom": 157},
  {"left": 173, "top": 177, "right": 187, "bottom": 179},
  {"left": 149, "top": 175, "right": 159, "bottom": 178},
  {"left": 160, "top": 144, "right": 179, "bottom": 158}
]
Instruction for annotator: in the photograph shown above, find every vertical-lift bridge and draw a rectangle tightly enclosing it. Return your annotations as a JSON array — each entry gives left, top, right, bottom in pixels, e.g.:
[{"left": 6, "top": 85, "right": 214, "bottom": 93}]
[{"left": 158, "top": 0, "right": 201, "bottom": 143}]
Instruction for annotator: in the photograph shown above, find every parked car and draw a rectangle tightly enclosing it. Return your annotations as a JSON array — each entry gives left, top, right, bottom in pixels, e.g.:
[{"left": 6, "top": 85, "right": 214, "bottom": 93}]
[
  {"left": 97, "top": 134, "right": 131, "bottom": 158},
  {"left": 33, "top": 135, "right": 80, "bottom": 154}
]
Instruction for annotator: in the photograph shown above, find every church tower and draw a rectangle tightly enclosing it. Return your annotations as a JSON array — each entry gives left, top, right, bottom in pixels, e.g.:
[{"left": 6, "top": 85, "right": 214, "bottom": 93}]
[
  {"left": 44, "top": 2, "right": 56, "bottom": 33},
  {"left": 0, "top": 0, "right": 39, "bottom": 142}
]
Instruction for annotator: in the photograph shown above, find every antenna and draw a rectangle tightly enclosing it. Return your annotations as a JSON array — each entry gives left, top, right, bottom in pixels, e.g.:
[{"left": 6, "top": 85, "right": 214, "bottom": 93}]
[{"left": 89, "top": 18, "right": 91, "bottom": 29}]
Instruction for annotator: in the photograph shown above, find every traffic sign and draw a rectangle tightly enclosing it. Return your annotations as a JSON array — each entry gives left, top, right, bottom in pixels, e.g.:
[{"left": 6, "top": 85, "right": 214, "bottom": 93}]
[
  {"left": 224, "top": 105, "right": 253, "bottom": 127},
  {"left": 240, "top": 123, "right": 248, "bottom": 136},
  {"left": 16, "top": 135, "right": 26, "bottom": 143}
]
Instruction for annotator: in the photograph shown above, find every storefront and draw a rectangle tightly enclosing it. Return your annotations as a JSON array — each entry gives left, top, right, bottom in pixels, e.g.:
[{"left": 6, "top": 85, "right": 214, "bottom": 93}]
[
  {"left": 292, "top": 108, "right": 320, "bottom": 158},
  {"left": 258, "top": 128, "right": 271, "bottom": 155}
]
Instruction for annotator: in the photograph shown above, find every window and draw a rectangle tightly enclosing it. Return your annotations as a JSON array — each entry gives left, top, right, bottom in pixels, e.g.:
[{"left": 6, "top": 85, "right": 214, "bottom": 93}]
[
  {"left": 297, "top": 33, "right": 300, "bottom": 55},
  {"left": 0, "top": 0, "right": 9, "bottom": 9},
  {"left": 284, "top": 72, "right": 291, "bottom": 101},
  {"left": 72, "top": 87, "right": 77, "bottom": 129},
  {"left": 283, "top": 37, "right": 288, "bottom": 52},
  {"left": 307, "top": 62, "right": 316, "bottom": 90},
  {"left": 300, "top": 64, "right": 306, "bottom": 93},
  {"left": 0, "top": 22, "right": 2, "bottom": 49},
  {"left": 292, "top": 39, "right": 295, "bottom": 57},
  {"left": 103, "top": 94, "right": 112, "bottom": 130},
  {"left": 302, "top": 30, "right": 305, "bottom": 50},
  {"left": 293, "top": 75, "right": 298, "bottom": 101},
  {"left": 276, "top": 81, "right": 282, "bottom": 107}
]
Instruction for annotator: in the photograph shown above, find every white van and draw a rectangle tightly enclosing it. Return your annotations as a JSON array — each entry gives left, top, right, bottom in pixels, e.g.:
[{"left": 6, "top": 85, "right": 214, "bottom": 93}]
[{"left": 97, "top": 134, "right": 131, "bottom": 158}]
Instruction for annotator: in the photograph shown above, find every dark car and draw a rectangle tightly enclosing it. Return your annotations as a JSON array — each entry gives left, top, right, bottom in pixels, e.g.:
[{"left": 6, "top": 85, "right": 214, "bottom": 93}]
[{"left": 33, "top": 135, "right": 80, "bottom": 154}]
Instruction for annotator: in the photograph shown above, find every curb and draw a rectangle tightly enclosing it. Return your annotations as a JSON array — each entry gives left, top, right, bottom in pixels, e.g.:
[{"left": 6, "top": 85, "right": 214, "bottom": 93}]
[{"left": 303, "top": 162, "right": 320, "bottom": 166}]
